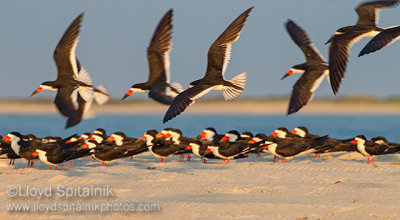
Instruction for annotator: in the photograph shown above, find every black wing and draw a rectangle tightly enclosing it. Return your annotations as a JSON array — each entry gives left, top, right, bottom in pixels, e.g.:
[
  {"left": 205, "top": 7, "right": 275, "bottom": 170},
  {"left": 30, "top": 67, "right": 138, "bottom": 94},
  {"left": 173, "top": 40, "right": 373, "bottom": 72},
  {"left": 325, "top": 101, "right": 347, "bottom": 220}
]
[
  {"left": 288, "top": 68, "right": 327, "bottom": 115},
  {"left": 356, "top": 0, "right": 399, "bottom": 26},
  {"left": 53, "top": 13, "right": 84, "bottom": 81},
  {"left": 148, "top": 88, "right": 174, "bottom": 105},
  {"left": 205, "top": 7, "right": 253, "bottom": 80},
  {"left": 163, "top": 85, "right": 215, "bottom": 123},
  {"left": 328, "top": 31, "right": 369, "bottom": 94},
  {"left": 147, "top": 9, "right": 173, "bottom": 86},
  {"left": 359, "top": 25, "right": 400, "bottom": 56},
  {"left": 285, "top": 19, "right": 325, "bottom": 63}
]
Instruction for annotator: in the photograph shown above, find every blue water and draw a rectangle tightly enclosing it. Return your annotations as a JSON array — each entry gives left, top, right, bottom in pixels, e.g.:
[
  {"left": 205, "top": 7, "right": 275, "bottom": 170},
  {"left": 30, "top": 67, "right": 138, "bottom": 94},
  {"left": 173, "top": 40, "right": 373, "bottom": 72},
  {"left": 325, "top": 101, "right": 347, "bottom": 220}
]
[{"left": 1, "top": 114, "right": 399, "bottom": 142}]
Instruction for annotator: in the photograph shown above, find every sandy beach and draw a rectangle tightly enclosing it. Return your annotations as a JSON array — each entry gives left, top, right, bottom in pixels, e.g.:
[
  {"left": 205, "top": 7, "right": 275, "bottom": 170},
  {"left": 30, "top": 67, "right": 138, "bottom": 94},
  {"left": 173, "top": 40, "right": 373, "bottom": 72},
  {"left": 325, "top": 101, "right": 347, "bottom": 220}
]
[{"left": 1, "top": 152, "right": 400, "bottom": 219}]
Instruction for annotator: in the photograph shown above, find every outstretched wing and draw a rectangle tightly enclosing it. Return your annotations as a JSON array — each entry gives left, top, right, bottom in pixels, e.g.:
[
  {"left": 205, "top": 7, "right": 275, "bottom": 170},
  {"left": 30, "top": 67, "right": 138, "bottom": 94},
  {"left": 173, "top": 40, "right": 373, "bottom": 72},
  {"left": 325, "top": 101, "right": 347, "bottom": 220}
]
[
  {"left": 163, "top": 85, "right": 215, "bottom": 123},
  {"left": 147, "top": 9, "right": 173, "bottom": 86},
  {"left": 206, "top": 7, "right": 253, "bottom": 80},
  {"left": 53, "top": 13, "right": 84, "bottom": 81},
  {"left": 356, "top": 0, "right": 399, "bottom": 26},
  {"left": 359, "top": 25, "right": 400, "bottom": 56},
  {"left": 285, "top": 19, "right": 325, "bottom": 63}
]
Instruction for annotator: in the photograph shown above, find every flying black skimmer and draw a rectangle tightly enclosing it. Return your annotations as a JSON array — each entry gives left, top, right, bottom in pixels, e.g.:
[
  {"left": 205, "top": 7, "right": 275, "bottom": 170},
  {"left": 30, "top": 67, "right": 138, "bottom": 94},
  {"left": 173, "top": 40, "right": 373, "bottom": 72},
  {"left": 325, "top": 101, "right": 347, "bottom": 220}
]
[
  {"left": 352, "top": 135, "right": 400, "bottom": 164},
  {"left": 163, "top": 7, "right": 253, "bottom": 123},
  {"left": 283, "top": 20, "right": 329, "bottom": 115},
  {"left": 122, "top": 9, "right": 182, "bottom": 104},
  {"left": 326, "top": 0, "right": 400, "bottom": 94},
  {"left": 359, "top": 25, "right": 400, "bottom": 56},
  {"left": 30, "top": 13, "right": 109, "bottom": 128}
]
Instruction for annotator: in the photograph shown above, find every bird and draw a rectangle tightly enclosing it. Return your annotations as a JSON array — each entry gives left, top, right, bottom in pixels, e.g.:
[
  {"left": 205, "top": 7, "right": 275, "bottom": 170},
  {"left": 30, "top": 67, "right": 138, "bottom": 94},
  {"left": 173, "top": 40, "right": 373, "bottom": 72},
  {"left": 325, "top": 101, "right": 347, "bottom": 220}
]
[
  {"left": 290, "top": 126, "right": 320, "bottom": 139},
  {"left": 326, "top": 0, "right": 400, "bottom": 95},
  {"left": 163, "top": 7, "right": 253, "bottom": 123},
  {"left": 29, "top": 13, "right": 109, "bottom": 128},
  {"left": 121, "top": 9, "right": 182, "bottom": 104},
  {"left": 352, "top": 135, "right": 400, "bottom": 164},
  {"left": 2, "top": 132, "right": 41, "bottom": 167},
  {"left": 359, "top": 25, "right": 400, "bottom": 56},
  {"left": 282, "top": 20, "right": 329, "bottom": 115},
  {"left": 197, "top": 127, "right": 224, "bottom": 144},
  {"left": 270, "top": 127, "right": 297, "bottom": 139}
]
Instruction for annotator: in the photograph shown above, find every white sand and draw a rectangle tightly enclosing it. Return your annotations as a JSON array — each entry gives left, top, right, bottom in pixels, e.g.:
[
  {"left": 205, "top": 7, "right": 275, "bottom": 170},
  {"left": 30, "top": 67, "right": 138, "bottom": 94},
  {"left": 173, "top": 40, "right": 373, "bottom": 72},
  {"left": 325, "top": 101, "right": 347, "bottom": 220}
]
[{"left": 1, "top": 152, "right": 400, "bottom": 219}]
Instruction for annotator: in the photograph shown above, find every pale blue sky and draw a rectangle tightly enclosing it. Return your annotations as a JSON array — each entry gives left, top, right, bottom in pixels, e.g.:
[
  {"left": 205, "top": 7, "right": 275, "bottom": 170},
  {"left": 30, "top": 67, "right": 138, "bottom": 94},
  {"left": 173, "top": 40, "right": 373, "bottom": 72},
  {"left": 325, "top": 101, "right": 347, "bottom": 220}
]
[{"left": 1, "top": 0, "right": 399, "bottom": 100}]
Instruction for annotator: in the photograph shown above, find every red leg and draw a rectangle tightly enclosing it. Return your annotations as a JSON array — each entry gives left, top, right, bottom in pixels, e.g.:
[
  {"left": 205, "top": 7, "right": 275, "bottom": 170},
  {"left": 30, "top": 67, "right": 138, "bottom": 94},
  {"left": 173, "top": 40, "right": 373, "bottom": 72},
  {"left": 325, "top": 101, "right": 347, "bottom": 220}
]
[
  {"left": 102, "top": 162, "right": 104, "bottom": 166},
  {"left": 273, "top": 156, "right": 277, "bottom": 163},
  {"left": 245, "top": 157, "right": 248, "bottom": 162},
  {"left": 105, "top": 162, "right": 107, "bottom": 167},
  {"left": 367, "top": 157, "right": 370, "bottom": 164},
  {"left": 69, "top": 161, "right": 72, "bottom": 167},
  {"left": 224, "top": 159, "right": 226, "bottom": 163},
  {"left": 227, "top": 159, "right": 230, "bottom": 164},
  {"left": 12, "top": 160, "right": 15, "bottom": 166},
  {"left": 27, "top": 160, "right": 30, "bottom": 167},
  {"left": 31, "top": 161, "right": 35, "bottom": 167},
  {"left": 318, "top": 154, "right": 321, "bottom": 159},
  {"left": 314, "top": 154, "right": 317, "bottom": 160},
  {"left": 203, "top": 159, "right": 207, "bottom": 164},
  {"left": 130, "top": 156, "right": 133, "bottom": 160},
  {"left": 55, "top": 166, "right": 57, "bottom": 170},
  {"left": 285, "top": 159, "right": 287, "bottom": 163},
  {"left": 282, "top": 158, "right": 284, "bottom": 163},
  {"left": 241, "top": 158, "right": 244, "bottom": 162},
  {"left": 187, "top": 155, "right": 191, "bottom": 161},
  {"left": 371, "top": 157, "right": 374, "bottom": 164},
  {"left": 161, "top": 158, "right": 164, "bottom": 163},
  {"left": 49, "top": 166, "right": 52, "bottom": 170}
]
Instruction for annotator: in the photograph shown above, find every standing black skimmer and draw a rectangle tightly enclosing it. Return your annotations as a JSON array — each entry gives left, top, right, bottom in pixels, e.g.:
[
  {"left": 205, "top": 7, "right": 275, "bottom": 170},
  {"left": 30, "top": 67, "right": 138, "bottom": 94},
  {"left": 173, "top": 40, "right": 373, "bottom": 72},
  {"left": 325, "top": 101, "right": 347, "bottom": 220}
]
[
  {"left": 106, "top": 132, "right": 137, "bottom": 146},
  {"left": 359, "top": 25, "right": 400, "bottom": 56},
  {"left": 30, "top": 13, "right": 109, "bottom": 128},
  {"left": 122, "top": 9, "right": 182, "bottom": 104},
  {"left": 220, "top": 130, "right": 241, "bottom": 142},
  {"left": 352, "top": 135, "right": 400, "bottom": 164},
  {"left": 290, "top": 126, "right": 320, "bottom": 139},
  {"left": 163, "top": 7, "right": 253, "bottom": 123},
  {"left": 1, "top": 135, "right": 21, "bottom": 166},
  {"left": 82, "top": 140, "right": 134, "bottom": 166},
  {"left": 33, "top": 146, "right": 90, "bottom": 170},
  {"left": 240, "top": 132, "right": 253, "bottom": 140},
  {"left": 197, "top": 127, "right": 224, "bottom": 144},
  {"left": 283, "top": 20, "right": 329, "bottom": 115},
  {"left": 3, "top": 132, "right": 41, "bottom": 167},
  {"left": 263, "top": 136, "right": 327, "bottom": 163},
  {"left": 204, "top": 142, "right": 250, "bottom": 163},
  {"left": 270, "top": 127, "right": 297, "bottom": 138},
  {"left": 326, "top": 0, "right": 399, "bottom": 94}
]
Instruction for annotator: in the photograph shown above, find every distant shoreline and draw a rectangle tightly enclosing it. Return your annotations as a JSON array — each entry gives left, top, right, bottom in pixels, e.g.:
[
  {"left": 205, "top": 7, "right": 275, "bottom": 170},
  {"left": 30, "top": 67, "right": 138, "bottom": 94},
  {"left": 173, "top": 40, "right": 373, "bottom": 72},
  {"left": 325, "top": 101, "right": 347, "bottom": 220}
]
[{"left": 1, "top": 99, "right": 400, "bottom": 115}]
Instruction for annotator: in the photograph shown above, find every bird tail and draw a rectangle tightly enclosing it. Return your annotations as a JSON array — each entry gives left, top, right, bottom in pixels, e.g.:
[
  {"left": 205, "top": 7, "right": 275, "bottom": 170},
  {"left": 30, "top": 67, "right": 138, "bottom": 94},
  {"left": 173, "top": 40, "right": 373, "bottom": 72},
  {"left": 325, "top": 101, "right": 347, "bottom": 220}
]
[
  {"left": 94, "top": 85, "right": 109, "bottom": 105},
  {"left": 222, "top": 72, "right": 247, "bottom": 100}
]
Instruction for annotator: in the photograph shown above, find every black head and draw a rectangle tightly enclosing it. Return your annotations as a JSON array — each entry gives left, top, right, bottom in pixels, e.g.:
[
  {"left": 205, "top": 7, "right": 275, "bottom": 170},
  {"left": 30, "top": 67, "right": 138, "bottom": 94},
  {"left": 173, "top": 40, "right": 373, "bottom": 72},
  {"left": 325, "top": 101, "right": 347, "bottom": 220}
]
[
  {"left": 241, "top": 131, "right": 253, "bottom": 139},
  {"left": 145, "top": 130, "right": 158, "bottom": 137},
  {"left": 255, "top": 133, "right": 268, "bottom": 140}
]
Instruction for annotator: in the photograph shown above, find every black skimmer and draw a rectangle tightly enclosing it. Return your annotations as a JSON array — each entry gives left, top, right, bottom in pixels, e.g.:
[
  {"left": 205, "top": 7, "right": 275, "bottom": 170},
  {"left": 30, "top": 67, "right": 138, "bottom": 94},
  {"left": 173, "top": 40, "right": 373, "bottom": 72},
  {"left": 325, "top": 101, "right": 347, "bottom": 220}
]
[
  {"left": 290, "top": 126, "right": 320, "bottom": 139},
  {"left": 359, "top": 25, "right": 400, "bottom": 56},
  {"left": 3, "top": 132, "right": 41, "bottom": 167},
  {"left": 106, "top": 132, "right": 137, "bottom": 146},
  {"left": 0, "top": 135, "right": 21, "bottom": 166},
  {"left": 240, "top": 131, "right": 253, "bottom": 140},
  {"left": 204, "top": 142, "right": 250, "bottom": 163},
  {"left": 163, "top": 7, "right": 253, "bottom": 123},
  {"left": 263, "top": 136, "right": 327, "bottom": 163},
  {"left": 283, "top": 20, "right": 329, "bottom": 115},
  {"left": 186, "top": 140, "right": 218, "bottom": 163},
  {"left": 122, "top": 9, "right": 183, "bottom": 104},
  {"left": 270, "top": 127, "right": 297, "bottom": 138},
  {"left": 220, "top": 130, "right": 241, "bottom": 142},
  {"left": 82, "top": 140, "right": 132, "bottom": 166},
  {"left": 371, "top": 136, "right": 400, "bottom": 148},
  {"left": 33, "top": 146, "right": 90, "bottom": 170},
  {"left": 352, "top": 135, "right": 400, "bottom": 164},
  {"left": 197, "top": 127, "right": 224, "bottom": 144},
  {"left": 30, "top": 13, "right": 109, "bottom": 128},
  {"left": 326, "top": 0, "right": 400, "bottom": 94}
]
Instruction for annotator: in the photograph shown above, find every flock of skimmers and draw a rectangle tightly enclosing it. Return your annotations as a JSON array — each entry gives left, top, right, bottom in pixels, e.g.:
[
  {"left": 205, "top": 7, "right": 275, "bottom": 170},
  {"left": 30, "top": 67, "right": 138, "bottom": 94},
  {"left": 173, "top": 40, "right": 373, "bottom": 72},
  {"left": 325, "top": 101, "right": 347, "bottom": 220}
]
[
  {"left": 29, "top": 0, "right": 400, "bottom": 128},
  {"left": 1, "top": 126, "right": 400, "bottom": 170}
]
